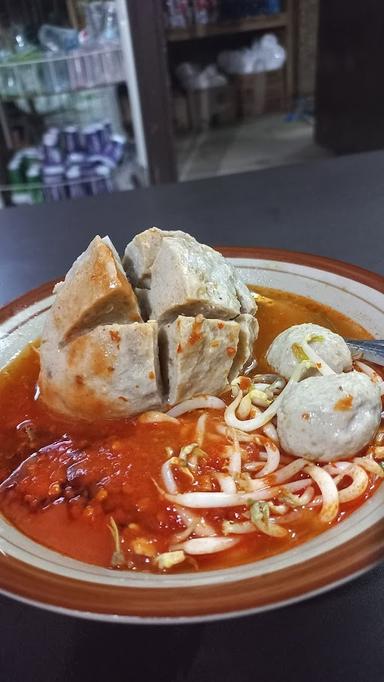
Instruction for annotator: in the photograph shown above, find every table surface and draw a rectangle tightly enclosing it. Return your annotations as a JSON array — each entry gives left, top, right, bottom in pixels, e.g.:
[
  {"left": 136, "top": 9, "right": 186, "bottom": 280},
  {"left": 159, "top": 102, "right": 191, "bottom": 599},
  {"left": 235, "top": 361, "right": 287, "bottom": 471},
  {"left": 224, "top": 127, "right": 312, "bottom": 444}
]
[{"left": 1, "top": 151, "right": 384, "bottom": 682}]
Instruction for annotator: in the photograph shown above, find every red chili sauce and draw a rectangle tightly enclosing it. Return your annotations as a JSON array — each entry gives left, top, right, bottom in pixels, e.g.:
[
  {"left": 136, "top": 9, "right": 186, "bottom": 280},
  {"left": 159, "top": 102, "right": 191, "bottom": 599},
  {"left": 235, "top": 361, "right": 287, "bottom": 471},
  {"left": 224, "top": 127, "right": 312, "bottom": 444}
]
[{"left": 0, "top": 287, "right": 382, "bottom": 572}]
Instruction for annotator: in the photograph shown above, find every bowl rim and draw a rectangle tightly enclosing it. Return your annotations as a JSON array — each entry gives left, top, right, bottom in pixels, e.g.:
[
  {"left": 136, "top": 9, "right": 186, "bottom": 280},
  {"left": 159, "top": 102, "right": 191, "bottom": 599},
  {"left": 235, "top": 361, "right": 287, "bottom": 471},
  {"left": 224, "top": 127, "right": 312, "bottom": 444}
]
[{"left": 0, "top": 246, "right": 383, "bottom": 624}]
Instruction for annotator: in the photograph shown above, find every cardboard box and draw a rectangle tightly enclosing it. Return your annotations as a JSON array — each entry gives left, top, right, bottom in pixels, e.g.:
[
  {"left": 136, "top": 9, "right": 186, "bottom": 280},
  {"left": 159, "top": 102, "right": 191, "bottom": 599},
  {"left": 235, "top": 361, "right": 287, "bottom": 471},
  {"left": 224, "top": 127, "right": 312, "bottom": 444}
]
[
  {"left": 187, "top": 85, "right": 237, "bottom": 131},
  {"left": 265, "top": 69, "right": 286, "bottom": 112},
  {"left": 234, "top": 72, "right": 267, "bottom": 118},
  {"left": 172, "top": 93, "right": 190, "bottom": 133},
  {"left": 233, "top": 69, "right": 285, "bottom": 118}
]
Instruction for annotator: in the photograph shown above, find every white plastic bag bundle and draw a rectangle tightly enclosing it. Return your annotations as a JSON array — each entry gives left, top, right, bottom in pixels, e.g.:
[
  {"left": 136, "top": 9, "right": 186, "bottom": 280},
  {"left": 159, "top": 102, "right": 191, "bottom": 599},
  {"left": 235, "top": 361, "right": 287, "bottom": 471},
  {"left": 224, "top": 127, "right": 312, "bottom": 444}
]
[
  {"left": 176, "top": 62, "right": 228, "bottom": 90},
  {"left": 218, "top": 33, "right": 286, "bottom": 75}
]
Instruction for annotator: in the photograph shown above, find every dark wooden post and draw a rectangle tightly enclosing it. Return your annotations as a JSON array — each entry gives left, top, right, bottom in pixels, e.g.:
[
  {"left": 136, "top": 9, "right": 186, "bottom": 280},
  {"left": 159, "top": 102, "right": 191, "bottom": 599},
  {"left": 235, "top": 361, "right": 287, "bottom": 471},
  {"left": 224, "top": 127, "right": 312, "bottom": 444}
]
[{"left": 125, "top": 0, "right": 177, "bottom": 185}]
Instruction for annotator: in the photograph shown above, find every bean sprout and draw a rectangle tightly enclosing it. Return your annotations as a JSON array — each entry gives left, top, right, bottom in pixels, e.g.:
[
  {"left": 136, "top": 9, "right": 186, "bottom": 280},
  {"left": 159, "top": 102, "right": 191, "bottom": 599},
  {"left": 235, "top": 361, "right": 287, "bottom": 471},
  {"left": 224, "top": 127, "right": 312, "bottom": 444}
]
[
  {"left": 173, "top": 537, "right": 239, "bottom": 555},
  {"left": 222, "top": 520, "right": 255, "bottom": 535},
  {"left": 354, "top": 456, "right": 384, "bottom": 478},
  {"left": 249, "top": 458, "right": 308, "bottom": 489},
  {"left": 355, "top": 360, "right": 384, "bottom": 395},
  {"left": 138, "top": 411, "right": 180, "bottom": 424},
  {"left": 168, "top": 395, "right": 226, "bottom": 418},
  {"left": 254, "top": 441, "right": 280, "bottom": 477},
  {"left": 162, "top": 478, "right": 313, "bottom": 508},
  {"left": 155, "top": 551, "right": 186, "bottom": 569},
  {"left": 215, "top": 472, "right": 237, "bottom": 494},
  {"left": 329, "top": 462, "right": 369, "bottom": 503},
  {"left": 161, "top": 458, "right": 179, "bottom": 494},
  {"left": 226, "top": 429, "right": 242, "bottom": 475},
  {"left": 304, "top": 465, "right": 339, "bottom": 523},
  {"left": 249, "top": 502, "right": 288, "bottom": 538},
  {"left": 300, "top": 337, "right": 336, "bottom": 376},
  {"left": 195, "top": 413, "right": 208, "bottom": 448},
  {"left": 262, "top": 421, "right": 279, "bottom": 443},
  {"left": 224, "top": 362, "right": 311, "bottom": 432}
]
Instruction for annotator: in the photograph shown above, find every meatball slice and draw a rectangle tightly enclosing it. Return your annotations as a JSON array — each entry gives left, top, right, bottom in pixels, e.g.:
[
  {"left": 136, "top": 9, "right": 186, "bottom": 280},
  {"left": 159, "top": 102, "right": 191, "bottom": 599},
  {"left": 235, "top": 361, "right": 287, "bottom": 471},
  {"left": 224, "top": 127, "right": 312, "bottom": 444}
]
[
  {"left": 123, "top": 227, "right": 256, "bottom": 321},
  {"left": 160, "top": 316, "right": 240, "bottom": 404},
  {"left": 228, "top": 314, "right": 259, "bottom": 381},
  {"left": 266, "top": 323, "right": 352, "bottom": 380},
  {"left": 39, "top": 321, "right": 162, "bottom": 420},
  {"left": 276, "top": 371, "right": 382, "bottom": 461},
  {"left": 52, "top": 235, "right": 142, "bottom": 345},
  {"left": 123, "top": 226, "right": 190, "bottom": 288}
]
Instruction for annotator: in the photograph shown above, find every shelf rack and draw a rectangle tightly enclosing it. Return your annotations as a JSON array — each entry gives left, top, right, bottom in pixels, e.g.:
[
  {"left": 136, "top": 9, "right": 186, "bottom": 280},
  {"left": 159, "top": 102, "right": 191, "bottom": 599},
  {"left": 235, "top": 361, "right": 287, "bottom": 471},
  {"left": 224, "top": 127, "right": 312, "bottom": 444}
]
[
  {"left": 0, "top": 46, "right": 125, "bottom": 100},
  {"left": 166, "top": 2, "right": 295, "bottom": 112},
  {"left": 166, "top": 12, "right": 288, "bottom": 42}
]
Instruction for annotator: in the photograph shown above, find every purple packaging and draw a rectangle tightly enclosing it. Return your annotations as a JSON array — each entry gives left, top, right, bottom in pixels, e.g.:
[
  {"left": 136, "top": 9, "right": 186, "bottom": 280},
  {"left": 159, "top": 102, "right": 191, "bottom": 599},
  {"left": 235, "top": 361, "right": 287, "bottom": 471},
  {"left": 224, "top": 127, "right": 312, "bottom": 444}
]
[
  {"left": 83, "top": 124, "right": 103, "bottom": 154},
  {"left": 46, "top": 127, "right": 60, "bottom": 145},
  {"left": 88, "top": 153, "right": 116, "bottom": 169},
  {"left": 65, "top": 165, "right": 87, "bottom": 199},
  {"left": 66, "top": 152, "right": 86, "bottom": 167},
  {"left": 43, "top": 133, "right": 62, "bottom": 165},
  {"left": 63, "top": 125, "right": 81, "bottom": 154},
  {"left": 93, "top": 122, "right": 108, "bottom": 148},
  {"left": 103, "top": 134, "right": 126, "bottom": 164},
  {"left": 103, "top": 120, "right": 112, "bottom": 139},
  {"left": 88, "top": 165, "right": 113, "bottom": 195},
  {"left": 80, "top": 157, "right": 98, "bottom": 177},
  {"left": 96, "top": 121, "right": 111, "bottom": 147},
  {"left": 43, "top": 164, "right": 66, "bottom": 201}
]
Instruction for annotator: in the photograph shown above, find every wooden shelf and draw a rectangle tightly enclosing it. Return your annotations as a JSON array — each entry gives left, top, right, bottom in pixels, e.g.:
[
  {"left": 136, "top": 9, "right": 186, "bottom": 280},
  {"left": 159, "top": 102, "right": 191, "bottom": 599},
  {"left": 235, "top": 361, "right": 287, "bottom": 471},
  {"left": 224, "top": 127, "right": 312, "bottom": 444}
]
[{"left": 167, "top": 13, "right": 287, "bottom": 42}]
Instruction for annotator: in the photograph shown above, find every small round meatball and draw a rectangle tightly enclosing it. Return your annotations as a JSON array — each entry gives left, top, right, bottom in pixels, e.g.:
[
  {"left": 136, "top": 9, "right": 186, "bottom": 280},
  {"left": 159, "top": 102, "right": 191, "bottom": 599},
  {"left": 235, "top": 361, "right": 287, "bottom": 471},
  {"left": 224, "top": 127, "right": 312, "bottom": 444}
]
[
  {"left": 266, "top": 323, "right": 352, "bottom": 380},
  {"left": 276, "top": 371, "right": 382, "bottom": 461}
]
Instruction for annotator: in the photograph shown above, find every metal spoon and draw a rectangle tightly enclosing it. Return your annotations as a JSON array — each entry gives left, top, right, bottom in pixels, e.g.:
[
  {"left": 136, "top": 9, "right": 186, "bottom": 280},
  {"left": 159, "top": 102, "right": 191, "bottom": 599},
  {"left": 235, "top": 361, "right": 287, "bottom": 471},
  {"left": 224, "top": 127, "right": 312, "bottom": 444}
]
[{"left": 346, "top": 339, "right": 384, "bottom": 366}]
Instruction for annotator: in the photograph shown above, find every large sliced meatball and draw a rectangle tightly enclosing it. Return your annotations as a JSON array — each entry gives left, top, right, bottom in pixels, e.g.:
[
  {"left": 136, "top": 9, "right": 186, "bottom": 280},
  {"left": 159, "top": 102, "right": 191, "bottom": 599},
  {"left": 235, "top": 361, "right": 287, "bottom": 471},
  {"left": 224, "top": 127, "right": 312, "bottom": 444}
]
[
  {"left": 39, "top": 236, "right": 162, "bottom": 419},
  {"left": 276, "top": 371, "right": 382, "bottom": 461},
  {"left": 266, "top": 323, "right": 352, "bottom": 380},
  {"left": 39, "top": 229, "right": 258, "bottom": 421}
]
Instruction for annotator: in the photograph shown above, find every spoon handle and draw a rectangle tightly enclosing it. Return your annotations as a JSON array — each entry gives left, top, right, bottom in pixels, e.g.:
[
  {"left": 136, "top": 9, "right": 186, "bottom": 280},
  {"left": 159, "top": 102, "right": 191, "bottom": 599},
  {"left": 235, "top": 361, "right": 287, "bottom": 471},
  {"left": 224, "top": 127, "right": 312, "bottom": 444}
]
[{"left": 346, "top": 339, "right": 384, "bottom": 366}]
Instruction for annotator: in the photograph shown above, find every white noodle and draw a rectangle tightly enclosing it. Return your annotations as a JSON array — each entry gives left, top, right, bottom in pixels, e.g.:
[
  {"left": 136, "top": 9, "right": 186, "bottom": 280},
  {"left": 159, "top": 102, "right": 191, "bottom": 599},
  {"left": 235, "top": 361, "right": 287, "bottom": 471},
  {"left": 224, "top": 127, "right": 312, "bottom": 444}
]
[
  {"left": 163, "top": 478, "right": 312, "bottom": 508},
  {"left": 279, "top": 484, "right": 315, "bottom": 507},
  {"left": 161, "top": 459, "right": 179, "bottom": 494},
  {"left": 246, "top": 458, "right": 308, "bottom": 491},
  {"left": 226, "top": 429, "right": 242, "bottom": 475},
  {"left": 353, "top": 456, "right": 384, "bottom": 478},
  {"left": 195, "top": 413, "right": 208, "bottom": 448},
  {"left": 174, "top": 507, "right": 216, "bottom": 539},
  {"left": 330, "top": 462, "right": 369, "bottom": 503},
  {"left": 215, "top": 472, "right": 237, "bottom": 494},
  {"left": 254, "top": 441, "right": 280, "bottom": 477},
  {"left": 262, "top": 421, "right": 279, "bottom": 443},
  {"left": 168, "top": 396, "right": 226, "bottom": 418},
  {"left": 304, "top": 464, "right": 339, "bottom": 523},
  {"left": 237, "top": 394, "right": 252, "bottom": 419},
  {"left": 301, "top": 338, "right": 335, "bottom": 376},
  {"left": 243, "top": 461, "right": 265, "bottom": 472},
  {"left": 173, "top": 537, "right": 239, "bottom": 555}
]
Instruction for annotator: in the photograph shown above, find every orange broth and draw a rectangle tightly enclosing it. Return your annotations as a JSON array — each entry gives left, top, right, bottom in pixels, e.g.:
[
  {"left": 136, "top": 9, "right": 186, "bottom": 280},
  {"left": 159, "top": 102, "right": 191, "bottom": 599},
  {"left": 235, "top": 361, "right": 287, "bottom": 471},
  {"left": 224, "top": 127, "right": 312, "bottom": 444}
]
[{"left": 0, "top": 287, "right": 382, "bottom": 573}]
